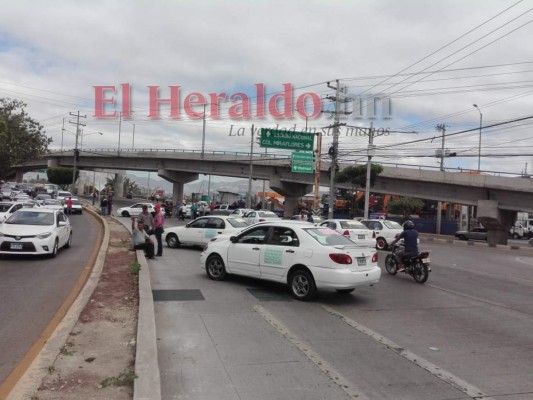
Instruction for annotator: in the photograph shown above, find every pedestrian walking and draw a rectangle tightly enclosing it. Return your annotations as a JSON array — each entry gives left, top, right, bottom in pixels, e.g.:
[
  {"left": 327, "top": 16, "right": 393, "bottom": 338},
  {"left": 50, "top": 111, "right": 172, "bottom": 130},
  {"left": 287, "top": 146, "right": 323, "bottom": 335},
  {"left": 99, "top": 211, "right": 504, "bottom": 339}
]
[
  {"left": 92, "top": 191, "right": 97, "bottom": 205},
  {"left": 65, "top": 197, "right": 73, "bottom": 215},
  {"left": 107, "top": 195, "right": 113, "bottom": 216},
  {"left": 149, "top": 204, "right": 165, "bottom": 257},
  {"left": 100, "top": 196, "right": 108, "bottom": 216}
]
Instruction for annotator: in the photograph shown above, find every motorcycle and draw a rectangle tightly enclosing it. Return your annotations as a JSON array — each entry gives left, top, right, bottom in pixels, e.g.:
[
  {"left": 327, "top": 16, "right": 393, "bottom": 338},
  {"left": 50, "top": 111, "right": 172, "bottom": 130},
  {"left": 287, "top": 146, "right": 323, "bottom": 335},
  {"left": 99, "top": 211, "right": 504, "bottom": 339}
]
[{"left": 384, "top": 242, "right": 431, "bottom": 284}]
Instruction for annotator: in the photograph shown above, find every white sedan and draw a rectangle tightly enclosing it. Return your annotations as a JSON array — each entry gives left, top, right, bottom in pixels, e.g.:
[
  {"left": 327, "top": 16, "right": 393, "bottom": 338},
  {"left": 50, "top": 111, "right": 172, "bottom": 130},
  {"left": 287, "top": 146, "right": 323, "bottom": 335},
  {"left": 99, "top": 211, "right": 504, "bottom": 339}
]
[
  {"left": 245, "top": 210, "right": 281, "bottom": 224},
  {"left": 0, "top": 201, "right": 41, "bottom": 223},
  {"left": 361, "top": 219, "right": 403, "bottom": 250},
  {"left": 163, "top": 216, "right": 249, "bottom": 248},
  {"left": 200, "top": 221, "right": 381, "bottom": 301},
  {"left": 117, "top": 202, "right": 157, "bottom": 217},
  {"left": 0, "top": 209, "right": 72, "bottom": 257},
  {"left": 319, "top": 219, "right": 375, "bottom": 248},
  {"left": 41, "top": 199, "right": 64, "bottom": 211}
]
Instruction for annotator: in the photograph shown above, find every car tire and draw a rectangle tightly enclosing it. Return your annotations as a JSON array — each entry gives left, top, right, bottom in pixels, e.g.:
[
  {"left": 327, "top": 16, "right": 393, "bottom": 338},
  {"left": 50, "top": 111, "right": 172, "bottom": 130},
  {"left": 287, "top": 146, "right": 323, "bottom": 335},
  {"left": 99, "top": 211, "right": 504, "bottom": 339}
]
[
  {"left": 512, "top": 233, "right": 520, "bottom": 240},
  {"left": 206, "top": 254, "right": 227, "bottom": 281},
  {"left": 166, "top": 233, "right": 180, "bottom": 248},
  {"left": 121, "top": 211, "right": 130, "bottom": 217},
  {"left": 289, "top": 268, "right": 317, "bottom": 301},
  {"left": 50, "top": 239, "right": 59, "bottom": 258},
  {"left": 336, "top": 288, "right": 355, "bottom": 294},
  {"left": 376, "top": 237, "right": 388, "bottom": 250},
  {"left": 64, "top": 233, "right": 72, "bottom": 249},
  {"left": 458, "top": 235, "right": 467, "bottom": 241}
]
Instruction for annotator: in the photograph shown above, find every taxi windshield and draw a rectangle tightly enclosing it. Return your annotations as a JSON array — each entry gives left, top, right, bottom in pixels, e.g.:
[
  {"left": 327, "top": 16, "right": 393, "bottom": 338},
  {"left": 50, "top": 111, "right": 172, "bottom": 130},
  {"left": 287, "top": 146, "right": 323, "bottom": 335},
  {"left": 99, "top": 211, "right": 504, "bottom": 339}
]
[{"left": 5, "top": 211, "right": 54, "bottom": 226}]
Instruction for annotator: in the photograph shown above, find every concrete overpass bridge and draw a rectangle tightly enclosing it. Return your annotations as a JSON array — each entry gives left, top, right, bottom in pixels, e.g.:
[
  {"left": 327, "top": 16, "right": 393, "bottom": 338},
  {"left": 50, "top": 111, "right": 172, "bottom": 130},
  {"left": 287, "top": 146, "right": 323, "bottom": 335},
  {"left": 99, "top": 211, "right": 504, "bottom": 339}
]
[{"left": 15, "top": 148, "right": 533, "bottom": 244}]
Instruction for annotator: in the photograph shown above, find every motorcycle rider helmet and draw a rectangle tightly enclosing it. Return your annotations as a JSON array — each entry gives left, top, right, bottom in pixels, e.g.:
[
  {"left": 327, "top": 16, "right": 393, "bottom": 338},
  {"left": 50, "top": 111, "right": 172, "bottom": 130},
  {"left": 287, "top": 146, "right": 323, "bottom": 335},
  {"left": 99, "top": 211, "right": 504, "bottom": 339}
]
[{"left": 403, "top": 220, "right": 415, "bottom": 231}]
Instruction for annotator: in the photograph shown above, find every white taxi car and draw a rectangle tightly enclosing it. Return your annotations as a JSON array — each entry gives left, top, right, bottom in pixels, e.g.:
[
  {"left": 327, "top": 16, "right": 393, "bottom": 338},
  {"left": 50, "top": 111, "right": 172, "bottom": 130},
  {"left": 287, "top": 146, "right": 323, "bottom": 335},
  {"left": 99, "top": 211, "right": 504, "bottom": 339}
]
[
  {"left": 163, "top": 216, "right": 249, "bottom": 248},
  {"left": 361, "top": 219, "right": 403, "bottom": 250},
  {"left": 320, "top": 219, "right": 375, "bottom": 247},
  {"left": 200, "top": 221, "right": 380, "bottom": 301},
  {"left": 245, "top": 210, "right": 281, "bottom": 225},
  {"left": 0, "top": 201, "right": 41, "bottom": 223},
  {"left": 117, "top": 203, "right": 157, "bottom": 217},
  {"left": 0, "top": 209, "right": 72, "bottom": 257}
]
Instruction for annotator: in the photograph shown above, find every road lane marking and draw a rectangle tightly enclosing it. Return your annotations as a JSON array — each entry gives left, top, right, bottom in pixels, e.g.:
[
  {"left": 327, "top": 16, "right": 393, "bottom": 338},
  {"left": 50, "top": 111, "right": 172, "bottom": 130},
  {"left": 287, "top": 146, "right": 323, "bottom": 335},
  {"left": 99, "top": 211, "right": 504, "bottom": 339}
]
[
  {"left": 254, "top": 304, "right": 370, "bottom": 400},
  {"left": 321, "top": 305, "right": 494, "bottom": 400}
]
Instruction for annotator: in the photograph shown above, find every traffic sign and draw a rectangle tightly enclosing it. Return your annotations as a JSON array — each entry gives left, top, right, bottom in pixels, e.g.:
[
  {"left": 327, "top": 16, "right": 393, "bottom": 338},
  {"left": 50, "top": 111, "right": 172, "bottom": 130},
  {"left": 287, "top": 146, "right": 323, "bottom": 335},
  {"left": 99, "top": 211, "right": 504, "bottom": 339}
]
[
  {"left": 291, "top": 151, "right": 314, "bottom": 174},
  {"left": 260, "top": 128, "right": 314, "bottom": 151}
]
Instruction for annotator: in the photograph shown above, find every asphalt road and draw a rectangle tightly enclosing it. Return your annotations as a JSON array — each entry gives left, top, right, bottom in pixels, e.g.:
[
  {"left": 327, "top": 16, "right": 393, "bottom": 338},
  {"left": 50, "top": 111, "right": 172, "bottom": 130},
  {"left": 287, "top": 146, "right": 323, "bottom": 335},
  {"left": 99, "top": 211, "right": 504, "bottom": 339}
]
[
  {"left": 148, "top": 234, "right": 533, "bottom": 399},
  {"left": 0, "top": 212, "right": 101, "bottom": 386}
]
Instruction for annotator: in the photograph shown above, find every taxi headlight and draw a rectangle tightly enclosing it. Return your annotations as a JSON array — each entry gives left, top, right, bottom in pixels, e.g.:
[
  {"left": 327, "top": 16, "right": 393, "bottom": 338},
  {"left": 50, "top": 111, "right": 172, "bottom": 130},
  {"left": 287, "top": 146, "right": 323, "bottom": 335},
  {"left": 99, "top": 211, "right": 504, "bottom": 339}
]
[{"left": 37, "top": 232, "right": 52, "bottom": 239}]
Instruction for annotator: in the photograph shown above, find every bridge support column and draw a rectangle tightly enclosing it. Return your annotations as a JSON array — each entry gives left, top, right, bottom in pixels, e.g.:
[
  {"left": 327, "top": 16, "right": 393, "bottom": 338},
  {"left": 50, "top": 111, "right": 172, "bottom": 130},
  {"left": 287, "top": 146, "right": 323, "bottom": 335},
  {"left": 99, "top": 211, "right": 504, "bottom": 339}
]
[
  {"left": 158, "top": 169, "right": 199, "bottom": 206},
  {"left": 269, "top": 175, "right": 312, "bottom": 218},
  {"left": 47, "top": 159, "right": 59, "bottom": 168},
  {"left": 15, "top": 170, "right": 24, "bottom": 183},
  {"left": 476, "top": 200, "right": 516, "bottom": 246}
]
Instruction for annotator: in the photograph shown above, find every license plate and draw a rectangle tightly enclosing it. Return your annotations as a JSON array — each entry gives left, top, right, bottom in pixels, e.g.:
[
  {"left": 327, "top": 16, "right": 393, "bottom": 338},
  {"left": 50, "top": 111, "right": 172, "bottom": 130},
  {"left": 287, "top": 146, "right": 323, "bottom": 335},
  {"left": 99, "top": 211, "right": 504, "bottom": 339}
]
[
  {"left": 422, "top": 258, "right": 431, "bottom": 265},
  {"left": 358, "top": 235, "right": 365, "bottom": 239},
  {"left": 357, "top": 257, "right": 366, "bottom": 266},
  {"left": 10, "top": 243, "right": 23, "bottom": 250}
]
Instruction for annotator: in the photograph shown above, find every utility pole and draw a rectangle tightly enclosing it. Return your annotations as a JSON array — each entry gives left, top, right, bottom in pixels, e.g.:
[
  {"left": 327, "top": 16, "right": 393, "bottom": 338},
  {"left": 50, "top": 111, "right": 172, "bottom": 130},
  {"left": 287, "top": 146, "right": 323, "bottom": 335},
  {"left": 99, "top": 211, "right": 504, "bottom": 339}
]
[
  {"left": 313, "top": 132, "right": 322, "bottom": 213},
  {"left": 363, "top": 123, "right": 375, "bottom": 220},
  {"left": 69, "top": 111, "right": 87, "bottom": 194},
  {"left": 325, "top": 80, "right": 342, "bottom": 220},
  {"left": 201, "top": 104, "right": 207, "bottom": 158},
  {"left": 247, "top": 124, "right": 255, "bottom": 209},
  {"left": 262, "top": 147, "right": 267, "bottom": 209},
  {"left": 436, "top": 123, "right": 447, "bottom": 234},
  {"left": 132, "top": 123, "right": 135, "bottom": 150},
  {"left": 118, "top": 111, "right": 122, "bottom": 154},
  {"left": 61, "top": 117, "right": 65, "bottom": 155}
]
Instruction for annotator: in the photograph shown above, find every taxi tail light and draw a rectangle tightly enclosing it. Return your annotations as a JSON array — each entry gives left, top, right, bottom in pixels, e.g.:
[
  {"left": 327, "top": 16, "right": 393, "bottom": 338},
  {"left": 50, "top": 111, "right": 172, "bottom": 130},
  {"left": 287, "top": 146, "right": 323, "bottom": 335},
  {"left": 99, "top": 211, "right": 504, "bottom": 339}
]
[
  {"left": 329, "top": 253, "right": 352, "bottom": 264},
  {"left": 342, "top": 230, "right": 350, "bottom": 236},
  {"left": 372, "top": 231, "right": 376, "bottom": 238},
  {"left": 371, "top": 252, "right": 378, "bottom": 263},
  {"left": 259, "top": 218, "right": 266, "bottom": 222}
]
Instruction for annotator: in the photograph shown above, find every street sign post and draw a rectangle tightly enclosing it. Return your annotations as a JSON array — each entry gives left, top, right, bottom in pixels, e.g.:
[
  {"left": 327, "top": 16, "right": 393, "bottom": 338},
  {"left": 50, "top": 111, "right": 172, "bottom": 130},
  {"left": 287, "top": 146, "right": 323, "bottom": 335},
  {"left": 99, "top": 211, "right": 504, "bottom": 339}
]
[
  {"left": 260, "top": 128, "right": 314, "bottom": 151},
  {"left": 291, "top": 151, "right": 314, "bottom": 173}
]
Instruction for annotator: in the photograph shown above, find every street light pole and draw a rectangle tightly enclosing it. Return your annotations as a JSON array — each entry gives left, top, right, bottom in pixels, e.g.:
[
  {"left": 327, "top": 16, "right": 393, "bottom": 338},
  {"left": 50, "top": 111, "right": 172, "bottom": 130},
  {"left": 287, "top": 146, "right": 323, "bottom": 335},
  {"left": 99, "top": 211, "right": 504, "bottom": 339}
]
[
  {"left": 132, "top": 123, "right": 135, "bottom": 150},
  {"left": 118, "top": 111, "right": 122, "bottom": 154},
  {"left": 473, "top": 104, "right": 482, "bottom": 171}
]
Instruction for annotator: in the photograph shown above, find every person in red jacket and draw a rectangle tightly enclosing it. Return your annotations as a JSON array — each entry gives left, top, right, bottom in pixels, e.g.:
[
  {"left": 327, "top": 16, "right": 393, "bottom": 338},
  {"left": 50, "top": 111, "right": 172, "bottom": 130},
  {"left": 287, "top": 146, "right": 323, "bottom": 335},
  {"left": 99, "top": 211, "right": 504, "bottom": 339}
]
[{"left": 66, "top": 197, "right": 73, "bottom": 215}]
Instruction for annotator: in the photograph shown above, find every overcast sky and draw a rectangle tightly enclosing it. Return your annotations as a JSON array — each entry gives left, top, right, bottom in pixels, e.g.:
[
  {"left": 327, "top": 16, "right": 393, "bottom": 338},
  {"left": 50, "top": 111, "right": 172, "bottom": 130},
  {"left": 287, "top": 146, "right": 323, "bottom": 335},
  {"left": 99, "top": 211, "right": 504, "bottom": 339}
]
[{"left": 2, "top": 0, "right": 533, "bottom": 178}]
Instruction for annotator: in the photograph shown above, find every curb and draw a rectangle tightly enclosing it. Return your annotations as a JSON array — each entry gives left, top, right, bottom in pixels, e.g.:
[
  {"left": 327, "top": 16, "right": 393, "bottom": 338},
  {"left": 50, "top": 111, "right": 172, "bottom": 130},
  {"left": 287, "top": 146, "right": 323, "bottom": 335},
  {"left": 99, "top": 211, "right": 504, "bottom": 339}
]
[
  {"left": 420, "top": 234, "right": 533, "bottom": 252},
  {"left": 6, "top": 205, "right": 110, "bottom": 400},
  {"left": 133, "top": 250, "right": 162, "bottom": 400}
]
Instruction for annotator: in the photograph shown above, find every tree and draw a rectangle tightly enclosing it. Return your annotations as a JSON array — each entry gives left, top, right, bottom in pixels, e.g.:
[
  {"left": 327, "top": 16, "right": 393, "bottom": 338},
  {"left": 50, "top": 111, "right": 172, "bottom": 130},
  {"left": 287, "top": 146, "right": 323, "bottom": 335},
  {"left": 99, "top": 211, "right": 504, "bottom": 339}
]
[
  {"left": 386, "top": 197, "right": 425, "bottom": 217},
  {"left": 0, "top": 98, "right": 50, "bottom": 179},
  {"left": 47, "top": 167, "right": 79, "bottom": 190},
  {"left": 335, "top": 164, "right": 384, "bottom": 216},
  {"left": 123, "top": 177, "right": 140, "bottom": 195}
]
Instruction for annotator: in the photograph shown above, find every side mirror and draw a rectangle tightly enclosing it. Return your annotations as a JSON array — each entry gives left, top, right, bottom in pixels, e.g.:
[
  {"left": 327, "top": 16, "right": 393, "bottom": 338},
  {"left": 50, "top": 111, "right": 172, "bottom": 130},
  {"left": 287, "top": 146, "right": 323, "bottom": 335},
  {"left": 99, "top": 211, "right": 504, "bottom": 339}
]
[
  {"left": 230, "top": 236, "right": 238, "bottom": 243},
  {"left": 58, "top": 221, "right": 67, "bottom": 226}
]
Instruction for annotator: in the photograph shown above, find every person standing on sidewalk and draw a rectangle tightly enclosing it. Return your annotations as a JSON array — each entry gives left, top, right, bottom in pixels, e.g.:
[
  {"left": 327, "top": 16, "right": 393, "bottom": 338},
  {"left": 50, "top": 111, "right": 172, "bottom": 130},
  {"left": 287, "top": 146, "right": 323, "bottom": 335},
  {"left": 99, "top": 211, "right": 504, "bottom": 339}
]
[
  {"left": 92, "top": 190, "right": 97, "bottom": 205},
  {"left": 132, "top": 222, "right": 156, "bottom": 260},
  {"left": 100, "top": 196, "right": 108, "bottom": 216},
  {"left": 149, "top": 204, "right": 165, "bottom": 257},
  {"left": 107, "top": 195, "right": 113, "bottom": 216}
]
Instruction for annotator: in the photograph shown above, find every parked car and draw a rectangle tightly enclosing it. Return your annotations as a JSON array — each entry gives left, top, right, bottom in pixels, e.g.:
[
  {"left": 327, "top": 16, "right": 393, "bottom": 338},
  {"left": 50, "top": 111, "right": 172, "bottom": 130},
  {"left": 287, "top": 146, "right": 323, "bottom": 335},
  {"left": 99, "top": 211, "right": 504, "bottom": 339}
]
[
  {"left": 246, "top": 210, "right": 282, "bottom": 225},
  {"left": 117, "top": 203, "right": 157, "bottom": 217},
  {"left": 229, "top": 208, "right": 253, "bottom": 218},
  {"left": 0, "top": 201, "right": 41, "bottom": 222},
  {"left": 454, "top": 227, "right": 487, "bottom": 241},
  {"left": 163, "top": 216, "right": 249, "bottom": 248},
  {"left": 360, "top": 219, "right": 403, "bottom": 250},
  {"left": 200, "top": 221, "right": 381, "bottom": 301},
  {"left": 1, "top": 185, "right": 12, "bottom": 199},
  {"left": 319, "top": 219, "right": 375, "bottom": 248},
  {"left": 0, "top": 209, "right": 72, "bottom": 257}
]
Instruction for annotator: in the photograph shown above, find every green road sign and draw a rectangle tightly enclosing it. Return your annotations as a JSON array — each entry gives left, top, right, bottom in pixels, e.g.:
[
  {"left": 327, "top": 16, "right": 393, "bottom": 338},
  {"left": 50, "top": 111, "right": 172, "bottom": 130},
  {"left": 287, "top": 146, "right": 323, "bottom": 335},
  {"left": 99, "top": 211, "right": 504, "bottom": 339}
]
[
  {"left": 260, "top": 128, "right": 314, "bottom": 151},
  {"left": 291, "top": 151, "right": 314, "bottom": 174}
]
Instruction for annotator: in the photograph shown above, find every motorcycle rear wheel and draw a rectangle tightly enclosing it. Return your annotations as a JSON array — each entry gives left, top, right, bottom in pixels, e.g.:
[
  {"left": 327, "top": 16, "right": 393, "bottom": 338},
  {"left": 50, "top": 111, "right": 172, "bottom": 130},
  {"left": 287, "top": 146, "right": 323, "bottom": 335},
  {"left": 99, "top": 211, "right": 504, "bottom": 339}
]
[
  {"left": 385, "top": 254, "right": 397, "bottom": 275},
  {"left": 412, "top": 262, "right": 429, "bottom": 283}
]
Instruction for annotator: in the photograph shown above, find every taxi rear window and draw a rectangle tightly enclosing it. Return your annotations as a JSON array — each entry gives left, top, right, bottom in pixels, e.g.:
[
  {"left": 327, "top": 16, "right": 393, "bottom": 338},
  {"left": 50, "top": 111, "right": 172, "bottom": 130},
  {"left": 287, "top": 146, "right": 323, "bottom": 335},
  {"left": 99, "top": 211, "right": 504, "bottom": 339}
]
[
  {"left": 304, "top": 228, "right": 355, "bottom": 246},
  {"left": 227, "top": 218, "right": 249, "bottom": 228}
]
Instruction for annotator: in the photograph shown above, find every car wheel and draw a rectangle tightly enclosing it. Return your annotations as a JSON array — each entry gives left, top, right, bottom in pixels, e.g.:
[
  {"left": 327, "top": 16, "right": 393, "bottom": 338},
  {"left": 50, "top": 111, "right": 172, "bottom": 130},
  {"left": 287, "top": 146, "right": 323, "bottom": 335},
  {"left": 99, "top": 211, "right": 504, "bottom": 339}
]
[
  {"left": 385, "top": 254, "right": 397, "bottom": 275},
  {"left": 121, "top": 211, "right": 130, "bottom": 217},
  {"left": 206, "top": 254, "right": 226, "bottom": 280},
  {"left": 50, "top": 239, "right": 59, "bottom": 258},
  {"left": 289, "top": 269, "right": 316, "bottom": 301},
  {"left": 336, "top": 288, "right": 354, "bottom": 294},
  {"left": 376, "top": 237, "right": 388, "bottom": 250},
  {"left": 457, "top": 234, "right": 466, "bottom": 241},
  {"left": 64, "top": 233, "right": 72, "bottom": 249},
  {"left": 512, "top": 233, "right": 520, "bottom": 239},
  {"left": 166, "top": 233, "right": 180, "bottom": 248}
]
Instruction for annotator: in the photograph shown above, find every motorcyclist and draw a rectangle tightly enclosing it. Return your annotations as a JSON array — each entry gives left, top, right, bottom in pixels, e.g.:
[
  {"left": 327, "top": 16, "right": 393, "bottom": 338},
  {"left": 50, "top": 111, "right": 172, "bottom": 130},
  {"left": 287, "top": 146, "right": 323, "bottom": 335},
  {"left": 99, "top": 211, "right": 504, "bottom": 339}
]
[{"left": 389, "top": 220, "right": 418, "bottom": 272}]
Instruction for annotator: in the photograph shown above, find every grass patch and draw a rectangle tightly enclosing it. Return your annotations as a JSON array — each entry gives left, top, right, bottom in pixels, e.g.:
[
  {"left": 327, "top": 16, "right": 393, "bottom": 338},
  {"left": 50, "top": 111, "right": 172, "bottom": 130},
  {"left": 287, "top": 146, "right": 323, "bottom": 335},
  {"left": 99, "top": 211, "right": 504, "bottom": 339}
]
[
  {"left": 59, "top": 344, "right": 75, "bottom": 356},
  {"left": 100, "top": 369, "right": 137, "bottom": 388},
  {"left": 46, "top": 365, "right": 57, "bottom": 374},
  {"left": 128, "top": 261, "right": 141, "bottom": 275}
]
